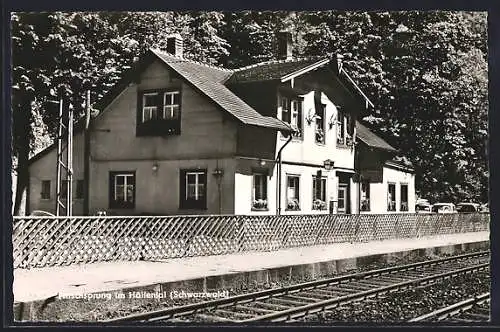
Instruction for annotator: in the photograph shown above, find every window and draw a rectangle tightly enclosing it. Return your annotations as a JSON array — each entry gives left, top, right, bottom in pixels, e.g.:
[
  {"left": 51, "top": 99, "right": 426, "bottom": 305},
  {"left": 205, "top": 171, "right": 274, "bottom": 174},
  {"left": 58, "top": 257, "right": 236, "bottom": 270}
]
[
  {"left": 312, "top": 176, "right": 327, "bottom": 210},
  {"left": 180, "top": 169, "right": 207, "bottom": 209},
  {"left": 280, "top": 97, "right": 290, "bottom": 123},
  {"left": 142, "top": 92, "right": 159, "bottom": 122},
  {"left": 315, "top": 104, "right": 325, "bottom": 144},
  {"left": 280, "top": 96, "right": 303, "bottom": 138},
  {"left": 41, "top": 180, "right": 51, "bottom": 199},
  {"left": 286, "top": 175, "right": 300, "bottom": 211},
  {"left": 137, "top": 89, "right": 181, "bottom": 136},
  {"left": 387, "top": 183, "right": 396, "bottom": 211},
  {"left": 400, "top": 184, "right": 408, "bottom": 211},
  {"left": 337, "top": 110, "right": 346, "bottom": 145},
  {"left": 290, "top": 100, "right": 303, "bottom": 138},
  {"left": 76, "top": 180, "right": 84, "bottom": 199},
  {"left": 337, "top": 185, "right": 347, "bottom": 213},
  {"left": 252, "top": 173, "right": 268, "bottom": 210},
  {"left": 60, "top": 179, "right": 68, "bottom": 199},
  {"left": 163, "top": 91, "right": 180, "bottom": 119},
  {"left": 109, "top": 172, "right": 135, "bottom": 209},
  {"left": 361, "top": 181, "right": 370, "bottom": 212}
]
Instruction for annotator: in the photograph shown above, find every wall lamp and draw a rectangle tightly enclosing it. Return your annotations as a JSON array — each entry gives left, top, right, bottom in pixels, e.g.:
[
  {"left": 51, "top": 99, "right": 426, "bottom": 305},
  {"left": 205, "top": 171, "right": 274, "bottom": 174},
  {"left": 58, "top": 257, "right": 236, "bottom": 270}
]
[
  {"left": 152, "top": 163, "right": 159, "bottom": 172},
  {"left": 213, "top": 168, "right": 224, "bottom": 177},
  {"left": 323, "top": 159, "right": 334, "bottom": 171}
]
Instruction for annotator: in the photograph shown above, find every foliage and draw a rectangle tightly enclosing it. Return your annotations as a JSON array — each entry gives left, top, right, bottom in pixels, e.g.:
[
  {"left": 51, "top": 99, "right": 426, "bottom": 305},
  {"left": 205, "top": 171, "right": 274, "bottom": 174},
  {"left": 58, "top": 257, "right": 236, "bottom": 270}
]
[{"left": 11, "top": 11, "right": 489, "bottom": 213}]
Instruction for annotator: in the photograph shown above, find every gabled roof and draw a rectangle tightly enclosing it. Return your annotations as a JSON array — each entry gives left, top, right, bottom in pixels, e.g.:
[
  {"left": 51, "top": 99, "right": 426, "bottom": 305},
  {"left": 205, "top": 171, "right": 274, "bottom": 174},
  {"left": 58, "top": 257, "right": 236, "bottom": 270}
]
[
  {"left": 152, "top": 49, "right": 292, "bottom": 131},
  {"left": 227, "top": 57, "right": 327, "bottom": 84},
  {"left": 356, "top": 121, "right": 397, "bottom": 152}
]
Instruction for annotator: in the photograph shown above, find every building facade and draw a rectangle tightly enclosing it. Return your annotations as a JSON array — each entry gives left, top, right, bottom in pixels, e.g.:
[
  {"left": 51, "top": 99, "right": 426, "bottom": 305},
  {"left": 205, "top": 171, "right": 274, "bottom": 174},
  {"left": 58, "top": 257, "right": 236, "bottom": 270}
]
[{"left": 27, "top": 33, "right": 415, "bottom": 216}]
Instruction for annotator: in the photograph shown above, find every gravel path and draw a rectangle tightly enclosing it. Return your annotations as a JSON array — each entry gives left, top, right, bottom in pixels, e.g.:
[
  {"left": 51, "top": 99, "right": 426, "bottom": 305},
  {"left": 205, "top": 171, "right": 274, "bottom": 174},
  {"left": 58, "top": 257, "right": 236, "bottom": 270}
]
[{"left": 302, "top": 270, "right": 490, "bottom": 323}]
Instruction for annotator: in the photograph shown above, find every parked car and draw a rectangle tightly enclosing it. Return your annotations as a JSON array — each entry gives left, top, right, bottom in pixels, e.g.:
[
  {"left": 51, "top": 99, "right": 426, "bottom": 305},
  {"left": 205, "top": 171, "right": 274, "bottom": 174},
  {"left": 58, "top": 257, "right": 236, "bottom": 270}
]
[
  {"left": 431, "top": 203, "right": 457, "bottom": 214},
  {"left": 456, "top": 203, "right": 481, "bottom": 213},
  {"left": 480, "top": 203, "right": 489, "bottom": 213},
  {"left": 415, "top": 199, "right": 432, "bottom": 213}
]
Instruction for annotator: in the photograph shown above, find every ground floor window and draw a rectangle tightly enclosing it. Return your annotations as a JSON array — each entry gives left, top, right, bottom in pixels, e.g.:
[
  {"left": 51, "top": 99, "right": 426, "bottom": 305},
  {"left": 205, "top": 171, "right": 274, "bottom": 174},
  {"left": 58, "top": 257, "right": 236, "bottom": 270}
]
[
  {"left": 109, "top": 172, "right": 135, "bottom": 209},
  {"left": 252, "top": 173, "right": 268, "bottom": 210},
  {"left": 312, "top": 176, "right": 327, "bottom": 210},
  {"left": 60, "top": 179, "right": 68, "bottom": 198},
  {"left": 361, "top": 181, "right": 370, "bottom": 211},
  {"left": 400, "top": 183, "right": 408, "bottom": 211},
  {"left": 337, "top": 184, "right": 348, "bottom": 213},
  {"left": 41, "top": 180, "right": 51, "bottom": 199},
  {"left": 180, "top": 169, "right": 207, "bottom": 209},
  {"left": 387, "top": 183, "right": 396, "bottom": 211},
  {"left": 286, "top": 175, "right": 300, "bottom": 210},
  {"left": 76, "top": 180, "right": 84, "bottom": 199}
]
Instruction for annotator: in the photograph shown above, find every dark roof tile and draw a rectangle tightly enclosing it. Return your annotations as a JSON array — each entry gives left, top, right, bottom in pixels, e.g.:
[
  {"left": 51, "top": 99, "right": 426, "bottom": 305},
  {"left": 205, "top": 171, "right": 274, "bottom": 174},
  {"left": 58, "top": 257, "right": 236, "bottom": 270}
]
[
  {"left": 356, "top": 121, "right": 397, "bottom": 152},
  {"left": 153, "top": 49, "right": 292, "bottom": 131},
  {"left": 228, "top": 57, "right": 328, "bottom": 83}
]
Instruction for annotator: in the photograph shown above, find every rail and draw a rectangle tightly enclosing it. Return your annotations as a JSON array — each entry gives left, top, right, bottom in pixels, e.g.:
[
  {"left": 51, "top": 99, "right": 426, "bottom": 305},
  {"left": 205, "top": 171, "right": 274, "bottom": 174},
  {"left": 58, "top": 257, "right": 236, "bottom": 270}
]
[
  {"left": 12, "top": 212, "right": 489, "bottom": 268},
  {"left": 104, "top": 251, "right": 489, "bottom": 323}
]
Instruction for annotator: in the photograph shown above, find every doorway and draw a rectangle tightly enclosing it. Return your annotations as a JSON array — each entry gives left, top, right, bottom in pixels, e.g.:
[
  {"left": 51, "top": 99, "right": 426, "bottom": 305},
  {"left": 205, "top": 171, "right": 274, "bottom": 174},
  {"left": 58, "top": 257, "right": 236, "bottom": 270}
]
[{"left": 337, "top": 184, "right": 348, "bottom": 214}]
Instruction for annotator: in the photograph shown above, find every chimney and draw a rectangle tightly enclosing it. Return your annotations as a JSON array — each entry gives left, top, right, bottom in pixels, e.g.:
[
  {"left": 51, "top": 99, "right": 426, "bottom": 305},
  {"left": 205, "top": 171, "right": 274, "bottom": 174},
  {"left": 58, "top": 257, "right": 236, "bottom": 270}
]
[
  {"left": 277, "top": 31, "right": 293, "bottom": 60},
  {"left": 166, "top": 33, "right": 183, "bottom": 58},
  {"left": 336, "top": 54, "right": 344, "bottom": 72}
]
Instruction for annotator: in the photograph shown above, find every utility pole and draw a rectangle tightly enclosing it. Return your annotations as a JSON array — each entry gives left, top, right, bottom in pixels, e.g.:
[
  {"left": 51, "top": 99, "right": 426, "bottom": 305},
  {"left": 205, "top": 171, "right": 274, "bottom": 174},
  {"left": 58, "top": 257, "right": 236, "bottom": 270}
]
[
  {"left": 83, "top": 90, "right": 91, "bottom": 216},
  {"left": 55, "top": 97, "right": 73, "bottom": 216}
]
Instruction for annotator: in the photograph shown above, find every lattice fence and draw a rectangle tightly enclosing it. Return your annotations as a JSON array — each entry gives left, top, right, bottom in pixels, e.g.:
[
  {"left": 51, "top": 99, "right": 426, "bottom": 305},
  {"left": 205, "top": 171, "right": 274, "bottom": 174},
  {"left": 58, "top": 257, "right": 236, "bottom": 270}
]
[{"left": 12, "top": 213, "right": 489, "bottom": 269}]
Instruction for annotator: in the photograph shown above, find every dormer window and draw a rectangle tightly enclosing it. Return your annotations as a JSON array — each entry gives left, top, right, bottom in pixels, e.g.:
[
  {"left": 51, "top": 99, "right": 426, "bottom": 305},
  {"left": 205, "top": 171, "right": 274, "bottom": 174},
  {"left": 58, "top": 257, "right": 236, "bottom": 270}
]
[{"left": 137, "top": 89, "right": 181, "bottom": 136}]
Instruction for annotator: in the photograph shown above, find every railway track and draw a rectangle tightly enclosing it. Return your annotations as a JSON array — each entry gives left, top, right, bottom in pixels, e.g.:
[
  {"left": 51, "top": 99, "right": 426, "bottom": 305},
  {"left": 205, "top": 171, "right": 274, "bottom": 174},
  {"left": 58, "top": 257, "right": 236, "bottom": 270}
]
[
  {"left": 409, "top": 292, "right": 490, "bottom": 323},
  {"left": 106, "top": 251, "right": 489, "bottom": 323}
]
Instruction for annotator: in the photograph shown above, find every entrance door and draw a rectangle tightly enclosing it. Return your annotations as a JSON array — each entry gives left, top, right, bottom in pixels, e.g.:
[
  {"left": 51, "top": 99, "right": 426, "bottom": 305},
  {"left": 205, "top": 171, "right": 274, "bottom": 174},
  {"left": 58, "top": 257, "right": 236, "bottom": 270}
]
[{"left": 337, "top": 185, "right": 347, "bottom": 214}]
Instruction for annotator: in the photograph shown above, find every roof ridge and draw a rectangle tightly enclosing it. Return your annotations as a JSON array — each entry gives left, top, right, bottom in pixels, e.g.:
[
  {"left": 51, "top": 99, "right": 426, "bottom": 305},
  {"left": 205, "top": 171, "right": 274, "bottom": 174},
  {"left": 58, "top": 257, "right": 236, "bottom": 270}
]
[
  {"left": 233, "top": 55, "right": 328, "bottom": 72},
  {"left": 152, "top": 48, "right": 234, "bottom": 73}
]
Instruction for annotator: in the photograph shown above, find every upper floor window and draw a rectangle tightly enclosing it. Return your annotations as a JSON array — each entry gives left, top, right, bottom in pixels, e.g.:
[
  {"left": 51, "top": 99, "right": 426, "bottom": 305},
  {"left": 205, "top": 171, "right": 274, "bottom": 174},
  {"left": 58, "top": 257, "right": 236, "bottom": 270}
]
[
  {"left": 337, "top": 110, "right": 346, "bottom": 145},
  {"left": 286, "top": 175, "right": 300, "bottom": 211},
  {"left": 41, "top": 180, "right": 51, "bottom": 200},
  {"left": 252, "top": 172, "right": 268, "bottom": 210},
  {"left": 400, "top": 184, "right": 408, "bottom": 211},
  {"left": 109, "top": 172, "right": 135, "bottom": 209},
  {"left": 315, "top": 104, "right": 325, "bottom": 144},
  {"left": 360, "top": 181, "right": 370, "bottom": 211},
  {"left": 312, "top": 175, "right": 327, "bottom": 210},
  {"left": 137, "top": 89, "right": 181, "bottom": 136},
  {"left": 163, "top": 91, "right": 180, "bottom": 119},
  {"left": 180, "top": 169, "right": 207, "bottom": 209},
  {"left": 387, "top": 183, "right": 396, "bottom": 211},
  {"left": 280, "top": 96, "right": 303, "bottom": 138}
]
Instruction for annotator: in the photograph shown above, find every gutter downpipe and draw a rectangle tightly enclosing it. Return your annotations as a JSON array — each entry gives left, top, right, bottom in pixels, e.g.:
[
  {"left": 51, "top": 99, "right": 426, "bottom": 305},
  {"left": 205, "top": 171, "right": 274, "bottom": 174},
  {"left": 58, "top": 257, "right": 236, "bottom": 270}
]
[{"left": 276, "top": 133, "right": 294, "bottom": 215}]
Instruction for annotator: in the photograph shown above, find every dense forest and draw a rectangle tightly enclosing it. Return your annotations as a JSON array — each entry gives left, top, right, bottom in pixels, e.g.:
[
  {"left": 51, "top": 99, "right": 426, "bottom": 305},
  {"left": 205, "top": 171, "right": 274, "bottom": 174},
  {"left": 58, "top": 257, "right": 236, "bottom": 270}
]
[{"left": 11, "top": 11, "right": 488, "bottom": 214}]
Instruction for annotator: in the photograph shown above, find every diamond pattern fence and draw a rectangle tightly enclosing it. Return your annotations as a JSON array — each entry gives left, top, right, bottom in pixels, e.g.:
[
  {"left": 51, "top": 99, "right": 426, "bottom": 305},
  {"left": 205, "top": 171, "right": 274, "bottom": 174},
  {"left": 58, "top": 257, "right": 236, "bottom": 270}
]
[{"left": 12, "top": 213, "right": 489, "bottom": 269}]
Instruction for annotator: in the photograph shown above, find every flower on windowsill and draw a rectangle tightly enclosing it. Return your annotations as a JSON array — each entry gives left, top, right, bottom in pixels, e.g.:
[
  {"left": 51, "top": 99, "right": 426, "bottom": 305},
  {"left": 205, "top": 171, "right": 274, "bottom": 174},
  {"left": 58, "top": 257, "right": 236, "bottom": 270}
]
[
  {"left": 252, "top": 199, "right": 268, "bottom": 210},
  {"left": 315, "top": 128, "right": 325, "bottom": 144},
  {"left": 287, "top": 198, "right": 300, "bottom": 211},
  {"left": 291, "top": 125, "right": 303, "bottom": 138},
  {"left": 361, "top": 199, "right": 370, "bottom": 212},
  {"left": 312, "top": 199, "right": 327, "bottom": 210}
]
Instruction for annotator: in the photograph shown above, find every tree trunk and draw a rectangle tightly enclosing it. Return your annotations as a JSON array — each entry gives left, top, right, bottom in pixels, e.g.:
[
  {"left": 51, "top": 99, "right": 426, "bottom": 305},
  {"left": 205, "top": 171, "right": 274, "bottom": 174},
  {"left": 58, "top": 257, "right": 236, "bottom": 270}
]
[{"left": 13, "top": 98, "right": 31, "bottom": 216}]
